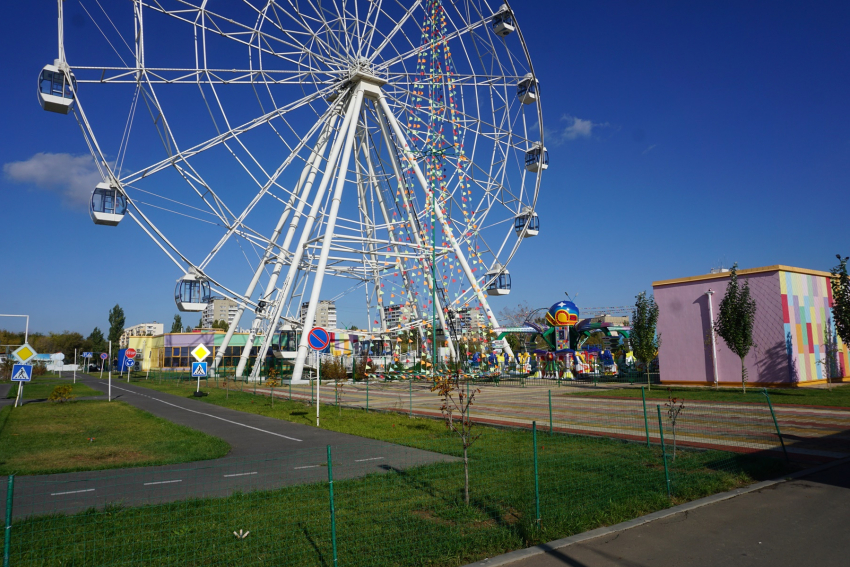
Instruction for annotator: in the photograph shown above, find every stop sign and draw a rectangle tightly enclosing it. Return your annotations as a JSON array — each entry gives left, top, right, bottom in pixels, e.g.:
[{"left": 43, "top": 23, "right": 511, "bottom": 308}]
[{"left": 126, "top": 348, "right": 137, "bottom": 359}]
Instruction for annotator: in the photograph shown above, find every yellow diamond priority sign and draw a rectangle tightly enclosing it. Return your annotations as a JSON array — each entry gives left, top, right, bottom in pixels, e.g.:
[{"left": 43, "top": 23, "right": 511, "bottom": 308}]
[
  {"left": 12, "top": 343, "right": 37, "bottom": 364},
  {"left": 191, "top": 344, "right": 211, "bottom": 362}
]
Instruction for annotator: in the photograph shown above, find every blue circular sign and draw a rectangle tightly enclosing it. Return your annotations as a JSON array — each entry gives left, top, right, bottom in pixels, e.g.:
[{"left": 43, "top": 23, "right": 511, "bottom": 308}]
[{"left": 307, "top": 327, "right": 330, "bottom": 351}]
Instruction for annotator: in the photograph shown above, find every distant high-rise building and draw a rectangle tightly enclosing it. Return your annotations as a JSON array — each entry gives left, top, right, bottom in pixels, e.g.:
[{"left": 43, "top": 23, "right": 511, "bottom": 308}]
[
  {"left": 300, "top": 300, "right": 337, "bottom": 329},
  {"left": 457, "top": 307, "right": 483, "bottom": 333},
  {"left": 201, "top": 298, "right": 239, "bottom": 329},
  {"left": 120, "top": 322, "right": 164, "bottom": 348},
  {"left": 383, "top": 305, "right": 403, "bottom": 329}
]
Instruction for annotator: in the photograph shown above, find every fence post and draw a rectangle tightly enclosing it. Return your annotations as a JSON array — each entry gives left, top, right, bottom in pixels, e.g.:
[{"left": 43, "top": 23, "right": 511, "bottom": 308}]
[
  {"left": 327, "top": 445, "right": 338, "bottom": 567},
  {"left": 532, "top": 421, "right": 541, "bottom": 524},
  {"left": 4, "top": 475, "right": 13, "bottom": 567},
  {"left": 641, "top": 387, "right": 650, "bottom": 448},
  {"left": 335, "top": 383, "right": 338, "bottom": 406},
  {"left": 656, "top": 405, "right": 671, "bottom": 497},
  {"left": 366, "top": 379, "right": 369, "bottom": 412},
  {"left": 763, "top": 388, "right": 789, "bottom": 462},
  {"left": 548, "top": 390, "right": 553, "bottom": 435},
  {"left": 311, "top": 378, "right": 314, "bottom": 405},
  {"left": 289, "top": 381, "right": 292, "bottom": 401},
  {"left": 409, "top": 379, "right": 413, "bottom": 418}
]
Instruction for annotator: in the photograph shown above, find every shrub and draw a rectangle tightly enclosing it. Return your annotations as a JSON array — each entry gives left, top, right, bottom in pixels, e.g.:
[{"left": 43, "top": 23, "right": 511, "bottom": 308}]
[{"left": 48, "top": 385, "right": 75, "bottom": 403}]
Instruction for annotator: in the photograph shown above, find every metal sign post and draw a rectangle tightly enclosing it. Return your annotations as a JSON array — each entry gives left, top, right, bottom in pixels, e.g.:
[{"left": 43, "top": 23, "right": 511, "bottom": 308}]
[
  {"left": 125, "top": 348, "right": 137, "bottom": 382},
  {"left": 11, "top": 364, "right": 32, "bottom": 408},
  {"left": 73, "top": 348, "right": 77, "bottom": 384},
  {"left": 99, "top": 352, "right": 107, "bottom": 379},
  {"left": 307, "top": 327, "right": 330, "bottom": 427},
  {"left": 191, "top": 344, "right": 211, "bottom": 394},
  {"left": 108, "top": 342, "right": 112, "bottom": 402}
]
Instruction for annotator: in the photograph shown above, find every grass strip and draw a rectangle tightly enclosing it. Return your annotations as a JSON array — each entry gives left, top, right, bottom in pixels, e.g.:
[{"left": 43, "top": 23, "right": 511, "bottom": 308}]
[
  {"left": 563, "top": 384, "right": 850, "bottom": 407},
  {"left": 0, "top": 400, "right": 230, "bottom": 475}
]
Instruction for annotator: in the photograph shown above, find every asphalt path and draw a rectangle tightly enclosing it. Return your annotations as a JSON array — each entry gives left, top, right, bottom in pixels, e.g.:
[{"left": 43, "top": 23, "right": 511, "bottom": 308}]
[
  {"left": 11, "top": 375, "right": 454, "bottom": 519},
  {"left": 498, "top": 460, "right": 850, "bottom": 567}
]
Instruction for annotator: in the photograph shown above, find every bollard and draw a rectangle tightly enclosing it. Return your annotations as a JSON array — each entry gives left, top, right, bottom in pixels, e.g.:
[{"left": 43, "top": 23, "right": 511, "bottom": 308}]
[
  {"left": 656, "top": 405, "right": 671, "bottom": 497},
  {"left": 327, "top": 446, "right": 338, "bottom": 567},
  {"left": 4, "top": 475, "right": 13, "bottom": 567},
  {"left": 532, "top": 421, "right": 541, "bottom": 524}
]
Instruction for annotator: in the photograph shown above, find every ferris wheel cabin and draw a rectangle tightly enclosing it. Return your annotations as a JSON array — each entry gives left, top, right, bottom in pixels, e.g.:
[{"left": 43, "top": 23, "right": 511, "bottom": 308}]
[
  {"left": 90, "top": 183, "right": 127, "bottom": 226},
  {"left": 517, "top": 73, "right": 538, "bottom": 105},
  {"left": 175, "top": 271, "right": 212, "bottom": 312},
  {"left": 492, "top": 5, "right": 515, "bottom": 37},
  {"left": 525, "top": 144, "right": 549, "bottom": 173},
  {"left": 486, "top": 264, "right": 511, "bottom": 296},
  {"left": 38, "top": 62, "right": 76, "bottom": 114},
  {"left": 514, "top": 209, "right": 539, "bottom": 237}
]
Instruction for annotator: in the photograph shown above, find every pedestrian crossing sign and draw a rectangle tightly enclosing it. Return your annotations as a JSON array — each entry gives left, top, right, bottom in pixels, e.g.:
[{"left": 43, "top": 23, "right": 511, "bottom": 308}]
[
  {"left": 11, "top": 364, "right": 32, "bottom": 382},
  {"left": 192, "top": 362, "right": 208, "bottom": 377}
]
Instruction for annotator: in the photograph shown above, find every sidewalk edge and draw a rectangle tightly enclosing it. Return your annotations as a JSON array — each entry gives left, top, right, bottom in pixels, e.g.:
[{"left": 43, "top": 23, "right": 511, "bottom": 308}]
[{"left": 465, "top": 455, "right": 850, "bottom": 567}]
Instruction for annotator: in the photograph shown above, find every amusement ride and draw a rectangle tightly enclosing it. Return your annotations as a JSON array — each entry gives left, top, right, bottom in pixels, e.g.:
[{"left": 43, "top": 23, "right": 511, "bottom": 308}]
[{"left": 39, "top": 0, "right": 546, "bottom": 382}]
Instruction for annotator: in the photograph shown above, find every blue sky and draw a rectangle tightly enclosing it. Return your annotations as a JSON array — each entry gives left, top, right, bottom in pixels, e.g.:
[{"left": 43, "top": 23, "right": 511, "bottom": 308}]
[{"left": 2, "top": 1, "right": 849, "bottom": 336}]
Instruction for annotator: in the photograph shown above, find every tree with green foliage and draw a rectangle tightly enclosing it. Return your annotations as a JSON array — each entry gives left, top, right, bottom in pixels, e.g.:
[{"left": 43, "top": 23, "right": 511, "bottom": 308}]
[
  {"left": 714, "top": 264, "right": 757, "bottom": 393},
  {"left": 171, "top": 314, "right": 183, "bottom": 333},
  {"left": 211, "top": 319, "right": 228, "bottom": 330},
  {"left": 87, "top": 327, "right": 107, "bottom": 354},
  {"left": 107, "top": 304, "right": 125, "bottom": 347},
  {"left": 631, "top": 291, "right": 660, "bottom": 390},
  {"left": 831, "top": 255, "right": 850, "bottom": 349}
]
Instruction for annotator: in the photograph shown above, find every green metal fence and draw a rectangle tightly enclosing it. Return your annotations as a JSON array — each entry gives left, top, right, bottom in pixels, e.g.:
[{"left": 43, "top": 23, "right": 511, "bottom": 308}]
[{"left": 3, "top": 400, "right": 793, "bottom": 567}]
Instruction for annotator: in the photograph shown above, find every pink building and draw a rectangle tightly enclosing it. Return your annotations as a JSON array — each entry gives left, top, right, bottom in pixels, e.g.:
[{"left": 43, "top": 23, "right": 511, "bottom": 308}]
[{"left": 653, "top": 265, "right": 849, "bottom": 387}]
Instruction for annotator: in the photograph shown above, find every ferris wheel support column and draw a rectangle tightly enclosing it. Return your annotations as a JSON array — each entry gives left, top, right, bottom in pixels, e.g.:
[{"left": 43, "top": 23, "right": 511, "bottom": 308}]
[
  {"left": 290, "top": 86, "right": 367, "bottom": 383},
  {"left": 231, "top": 113, "right": 342, "bottom": 378},
  {"left": 247, "top": 89, "right": 363, "bottom": 383},
  {"left": 214, "top": 118, "right": 337, "bottom": 374},
  {"left": 373, "top": 101, "right": 457, "bottom": 359},
  {"left": 354, "top": 134, "right": 386, "bottom": 332},
  {"left": 377, "top": 94, "right": 513, "bottom": 359},
  {"left": 358, "top": 131, "right": 427, "bottom": 345}
]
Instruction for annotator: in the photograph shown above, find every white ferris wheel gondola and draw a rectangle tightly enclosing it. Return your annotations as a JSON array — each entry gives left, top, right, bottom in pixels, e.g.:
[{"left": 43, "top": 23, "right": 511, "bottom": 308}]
[
  {"left": 38, "top": 61, "right": 77, "bottom": 115},
  {"left": 492, "top": 4, "right": 515, "bottom": 37},
  {"left": 175, "top": 269, "right": 211, "bottom": 312},
  {"left": 89, "top": 182, "right": 127, "bottom": 226},
  {"left": 486, "top": 263, "right": 511, "bottom": 296},
  {"left": 517, "top": 73, "right": 538, "bottom": 105},
  {"left": 514, "top": 207, "right": 539, "bottom": 238},
  {"left": 525, "top": 143, "right": 549, "bottom": 173}
]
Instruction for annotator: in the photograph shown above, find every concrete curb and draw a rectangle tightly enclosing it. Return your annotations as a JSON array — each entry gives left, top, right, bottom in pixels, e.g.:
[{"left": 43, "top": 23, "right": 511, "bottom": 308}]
[{"left": 465, "top": 455, "right": 850, "bottom": 567}]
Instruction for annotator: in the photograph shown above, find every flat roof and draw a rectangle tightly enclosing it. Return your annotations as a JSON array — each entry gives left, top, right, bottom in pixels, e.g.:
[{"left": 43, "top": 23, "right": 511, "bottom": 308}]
[{"left": 652, "top": 265, "right": 833, "bottom": 288}]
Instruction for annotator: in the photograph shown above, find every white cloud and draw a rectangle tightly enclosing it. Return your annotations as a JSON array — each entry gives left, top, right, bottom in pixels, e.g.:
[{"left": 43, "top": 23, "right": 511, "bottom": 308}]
[
  {"left": 551, "top": 115, "right": 610, "bottom": 144},
  {"left": 642, "top": 144, "right": 658, "bottom": 155},
  {"left": 3, "top": 153, "right": 101, "bottom": 208}
]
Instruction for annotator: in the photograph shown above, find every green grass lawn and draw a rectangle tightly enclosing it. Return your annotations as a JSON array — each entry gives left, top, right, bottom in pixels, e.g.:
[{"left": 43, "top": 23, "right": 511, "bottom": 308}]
[
  {"left": 5, "top": 377, "right": 103, "bottom": 400},
  {"left": 4, "top": 378, "right": 795, "bottom": 566},
  {"left": 9, "top": 414, "right": 785, "bottom": 567},
  {"left": 564, "top": 384, "right": 850, "bottom": 407},
  {"left": 0, "top": 400, "right": 230, "bottom": 475}
]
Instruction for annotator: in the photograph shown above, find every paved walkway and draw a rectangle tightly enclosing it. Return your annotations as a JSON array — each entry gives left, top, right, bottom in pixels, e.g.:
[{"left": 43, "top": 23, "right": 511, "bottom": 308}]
[
  {"left": 487, "top": 459, "right": 850, "bottom": 567},
  {"left": 11, "top": 375, "right": 453, "bottom": 518},
  {"left": 251, "top": 379, "right": 850, "bottom": 461}
]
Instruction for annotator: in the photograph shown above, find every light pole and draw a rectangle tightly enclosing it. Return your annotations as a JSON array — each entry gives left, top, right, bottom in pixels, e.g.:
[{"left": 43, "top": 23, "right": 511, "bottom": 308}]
[
  {"left": 0, "top": 314, "right": 29, "bottom": 344},
  {"left": 705, "top": 289, "right": 719, "bottom": 388}
]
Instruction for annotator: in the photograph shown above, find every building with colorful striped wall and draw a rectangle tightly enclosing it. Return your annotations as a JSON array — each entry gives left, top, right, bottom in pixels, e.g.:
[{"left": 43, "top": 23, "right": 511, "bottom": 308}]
[{"left": 653, "top": 265, "right": 849, "bottom": 387}]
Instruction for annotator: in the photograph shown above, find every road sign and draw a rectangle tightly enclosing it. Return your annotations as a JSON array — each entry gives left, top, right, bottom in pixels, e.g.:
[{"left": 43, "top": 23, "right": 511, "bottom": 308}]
[
  {"left": 11, "top": 344, "right": 37, "bottom": 364},
  {"left": 191, "top": 344, "right": 211, "bottom": 362},
  {"left": 82, "top": 352, "right": 93, "bottom": 358},
  {"left": 100, "top": 353, "right": 108, "bottom": 360},
  {"left": 192, "top": 362, "right": 208, "bottom": 377},
  {"left": 126, "top": 348, "right": 137, "bottom": 359},
  {"left": 11, "top": 364, "right": 32, "bottom": 382},
  {"left": 307, "top": 327, "right": 330, "bottom": 351},
  {"left": 124, "top": 358, "right": 135, "bottom": 369},
  {"left": 51, "top": 353, "right": 65, "bottom": 361}
]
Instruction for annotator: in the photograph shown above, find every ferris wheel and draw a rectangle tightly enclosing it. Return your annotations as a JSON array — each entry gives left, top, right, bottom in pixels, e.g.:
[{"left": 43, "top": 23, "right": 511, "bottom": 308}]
[{"left": 39, "top": 0, "right": 547, "bottom": 382}]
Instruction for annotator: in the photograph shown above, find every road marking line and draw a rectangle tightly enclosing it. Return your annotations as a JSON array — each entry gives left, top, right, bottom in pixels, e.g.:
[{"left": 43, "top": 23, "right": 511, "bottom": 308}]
[
  {"left": 223, "top": 472, "right": 258, "bottom": 478},
  {"left": 354, "top": 457, "right": 385, "bottom": 462},
  {"left": 294, "top": 465, "right": 320, "bottom": 470},
  {"left": 144, "top": 480, "right": 182, "bottom": 486},
  {"left": 51, "top": 489, "right": 95, "bottom": 496},
  {"left": 105, "top": 384, "right": 302, "bottom": 442}
]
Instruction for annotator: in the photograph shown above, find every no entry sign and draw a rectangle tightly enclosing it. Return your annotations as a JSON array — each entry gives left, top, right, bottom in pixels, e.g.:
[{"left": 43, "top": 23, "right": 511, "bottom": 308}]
[
  {"left": 307, "top": 327, "right": 330, "bottom": 351},
  {"left": 126, "top": 348, "right": 137, "bottom": 359}
]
